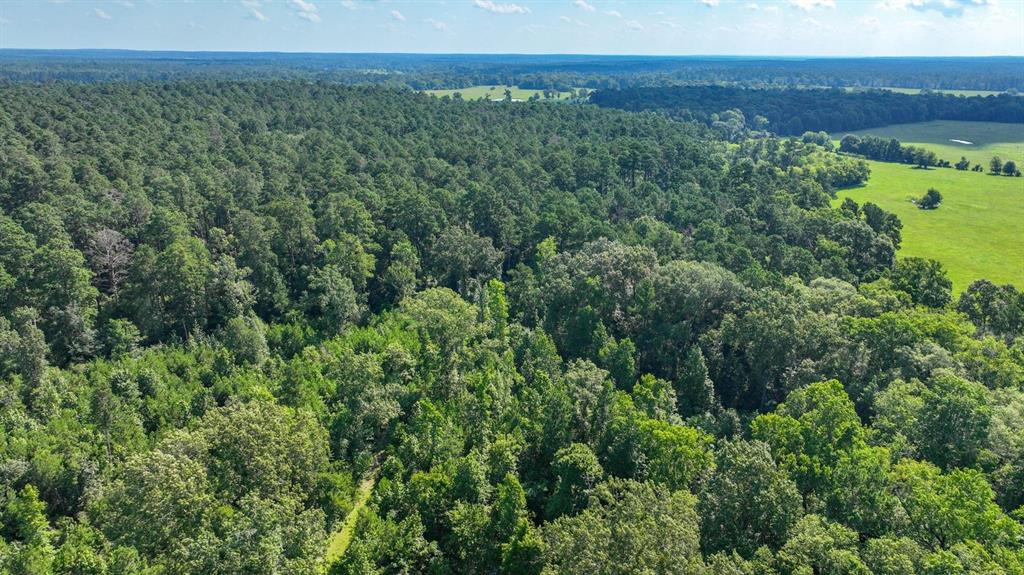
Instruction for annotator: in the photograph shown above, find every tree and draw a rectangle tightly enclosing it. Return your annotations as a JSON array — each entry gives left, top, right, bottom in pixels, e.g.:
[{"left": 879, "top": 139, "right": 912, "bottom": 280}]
[
  {"left": 889, "top": 257, "right": 952, "bottom": 308},
  {"left": 675, "top": 345, "right": 715, "bottom": 416},
  {"left": 378, "top": 239, "right": 419, "bottom": 307},
  {"left": 916, "top": 371, "right": 991, "bottom": 470},
  {"left": 891, "top": 460, "right": 1022, "bottom": 550},
  {"left": 752, "top": 380, "right": 866, "bottom": 495},
  {"left": 957, "top": 280, "right": 1024, "bottom": 339},
  {"left": 989, "top": 156, "right": 1003, "bottom": 174},
  {"left": 305, "top": 265, "right": 360, "bottom": 335},
  {"left": 87, "top": 228, "right": 133, "bottom": 295},
  {"left": 30, "top": 239, "right": 99, "bottom": 364},
  {"left": 152, "top": 237, "right": 213, "bottom": 340},
  {"left": 698, "top": 440, "right": 803, "bottom": 557},
  {"left": 543, "top": 479, "right": 703, "bottom": 575},
  {"left": 546, "top": 443, "right": 603, "bottom": 519},
  {"left": 772, "top": 514, "right": 870, "bottom": 575},
  {"left": 3, "top": 485, "right": 56, "bottom": 575},
  {"left": 1002, "top": 159, "right": 1017, "bottom": 176},
  {"left": 917, "top": 188, "right": 942, "bottom": 210},
  {"left": 954, "top": 156, "right": 970, "bottom": 171},
  {"left": 825, "top": 446, "right": 901, "bottom": 538}
]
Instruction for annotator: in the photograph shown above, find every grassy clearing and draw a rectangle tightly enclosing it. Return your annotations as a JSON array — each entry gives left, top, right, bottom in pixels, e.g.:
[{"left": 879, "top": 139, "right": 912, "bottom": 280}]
[
  {"left": 844, "top": 87, "right": 1013, "bottom": 97},
  {"left": 835, "top": 160, "right": 1023, "bottom": 293},
  {"left": 324, "top": 472, "right": 378, "bottom": 565},
  {"left": 835, "top": 121, "right": 1024, "bottom": 168},
  {"left": 425, "top": 84, "right": 580, "bottom": 101}
]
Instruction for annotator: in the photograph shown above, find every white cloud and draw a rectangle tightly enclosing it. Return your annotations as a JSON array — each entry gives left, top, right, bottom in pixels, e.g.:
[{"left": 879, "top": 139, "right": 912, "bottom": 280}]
[
  {"left": 426, "top": 17, "right": 448, "bottom": 30},
  {"left": 605, "top": 9, "right": 622, "bottom": 17},
  {"left": 763, "top": 4, "right": 779, "bottom": 11},
  {"left": 290, "top": 0, "right": 321, "bottom": 22},
  {"left": 474, "top": 0, "right": 531, "bottom": 14},
  {"left": 574, "top": 0, "right": 596, "bottom": 12},
  {"left": 700, "top": 0, "right": 720, "bottom": 6},
  {"left": 746, "top": 2, "right": 760, "bottom": 9},
  {"left": 625, "top": 19, "right": 644, "bottom": 30},
  {"left": 788, "top": 0, "right": 835, "bottom": 10},
  {"left": 341, "top": 0, "right": 356, "bottom": 9},
  {"left": 390, "top": 9, "right": 406, "bottom": 21},
  {"left": 659, "top": 20, "right": 680, "bottom": 28},
  {"left": 242, "top": 0, "right": 270, "bottom": 21},
  {"left": 878, "top": 0, "right": 990, "bottom": 17},
  {"left": 94, "top": 8, "right": 112, "bottom": 19}
]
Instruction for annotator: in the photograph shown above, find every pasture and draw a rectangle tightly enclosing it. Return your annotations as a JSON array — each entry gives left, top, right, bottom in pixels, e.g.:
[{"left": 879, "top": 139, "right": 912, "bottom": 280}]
[
  {"left": 835, "top": 120, "right": 1024, "bottom": 168},
  {"left": 425, "top": 84, "right": 580, "bottom": 101},
  {"left": 862, "top": 87, "right": 1012, "bottom": 97},
  {"left": 835, "top": 160, "right": 1023, "bottom": 292}
]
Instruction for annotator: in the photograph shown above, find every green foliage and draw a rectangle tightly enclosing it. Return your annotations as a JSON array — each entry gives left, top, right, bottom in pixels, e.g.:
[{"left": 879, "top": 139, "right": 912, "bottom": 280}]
[
  {"left": 699, "top": 440, "right": 803, "bottom": 557},
  {"left": 0, "top": 80, "right": 1021, "bottom": 574},
  {"left": 543, "top": 479, "right": 703, "bottom": 575}
]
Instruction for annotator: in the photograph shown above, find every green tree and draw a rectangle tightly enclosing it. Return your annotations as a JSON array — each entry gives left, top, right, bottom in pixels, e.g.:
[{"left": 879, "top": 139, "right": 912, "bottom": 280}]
[
  {"left": 989, "top": 156, "right": 1003, "bottom": 174},
  {"left": 543, "top": 479, "right": 703, "bottom": 575},
  {"left": 891, "top": 460, "right": 1022, "bottom": 549},
  {"left": 698, "top": 440, "right": 803, "bottom": 557},
  {"left": 889, "top": 257, "right": 952, "bottom": 308},
  {"left": 916, "top": 371, "right": 991, "bottom": 470},
  {"left": 546, "top": 443, "right": 603, "bottom": 519},
  {"left": 917, "top": 188, "right": 942, "bottom": 210},
  {"left": 3, "top": 485, "right": 55, "bottom": 575}
]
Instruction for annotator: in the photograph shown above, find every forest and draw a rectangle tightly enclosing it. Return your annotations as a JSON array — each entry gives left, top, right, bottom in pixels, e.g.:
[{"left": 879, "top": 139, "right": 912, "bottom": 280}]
[
  {"left": 0, "top": 80, "right": 1023, "bottom": 575},
  {"left": 590, "top": 86, "right": 1024, "bottom": 135},
  {"left": 2, "top": 51, "right": 1024, "bottom": 93}
]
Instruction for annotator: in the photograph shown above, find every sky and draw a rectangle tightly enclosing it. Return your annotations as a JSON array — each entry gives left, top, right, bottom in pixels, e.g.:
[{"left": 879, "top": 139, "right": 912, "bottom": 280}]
[{"left": 0, "top": 0, "right": 1022, "bottom": 57}]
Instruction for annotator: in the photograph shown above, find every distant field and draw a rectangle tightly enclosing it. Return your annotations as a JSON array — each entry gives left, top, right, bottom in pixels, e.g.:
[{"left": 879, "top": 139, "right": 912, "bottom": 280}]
[
  {"left": 845, "top": 87, "right": 1012, "bottom": 97},
  {"left": 425, "top": 85, "right": 580, "bottom": 101},
  {"left": 835, "top": 121, "right": 1024, "bottom": 168},
  {"left": 835, "top": 160, "right": 1023, "bottom": 292}
]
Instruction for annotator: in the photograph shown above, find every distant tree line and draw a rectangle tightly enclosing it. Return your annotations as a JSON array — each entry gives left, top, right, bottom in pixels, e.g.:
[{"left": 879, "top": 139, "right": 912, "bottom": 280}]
[
  {"left": 2, "top": 51, "right": 1024, "bottom": 92},
  {"left": 590, "top": 86, "right": 1024, "bottom": 135}
]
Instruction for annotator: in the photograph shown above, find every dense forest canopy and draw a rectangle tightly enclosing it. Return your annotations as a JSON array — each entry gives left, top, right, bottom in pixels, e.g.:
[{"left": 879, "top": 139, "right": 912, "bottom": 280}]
[
  {"left": 0, "top": 79, "right": 1022, "bottom": 575},
  {"left": 2, "top": 50, "right": 1024, "bottom": 92},
  {"left": 590, "top": 85, "right": 1024, "bottom": 135}
]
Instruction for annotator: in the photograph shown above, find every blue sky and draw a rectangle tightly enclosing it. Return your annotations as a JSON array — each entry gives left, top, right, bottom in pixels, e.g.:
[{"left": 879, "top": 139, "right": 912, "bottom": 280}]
[{"left": 0, "top": 0, "right": 1021, "bottom": 56}]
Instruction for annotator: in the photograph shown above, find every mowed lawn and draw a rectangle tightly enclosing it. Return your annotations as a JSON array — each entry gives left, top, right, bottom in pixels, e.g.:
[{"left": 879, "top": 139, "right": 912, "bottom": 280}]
[
  {"left": 835, "top": 160, "right": 1023, "bottom": 292},
  {"left": 425, "top": 85, "right": 578, "bottom": 101},
  {"left": 836, "top": 121, "right": 1024, "bottom": 169}
]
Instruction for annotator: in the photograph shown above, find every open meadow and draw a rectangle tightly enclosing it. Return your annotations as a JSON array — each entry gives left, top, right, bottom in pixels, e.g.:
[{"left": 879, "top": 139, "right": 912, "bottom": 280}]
[
  {"left": 835, "top": 120, "right": 1024, "bottom": 168},
  {"left": 425, "top": 84, "right": 579, "bottom": 101},
  {"left": 845, "top": 87, "right": 1013, "bottom": 97},
  {"left": 836, "top": 160, "right": 1023, "bottom": 292}
]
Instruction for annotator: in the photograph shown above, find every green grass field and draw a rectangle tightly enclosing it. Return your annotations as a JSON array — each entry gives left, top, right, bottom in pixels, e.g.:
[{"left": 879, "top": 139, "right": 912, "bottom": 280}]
[
  {"left": 845, "top": 87, "right": 1012, "bottom": 97},
  {"left": 425, "top": 84, "right": 580, "bottom": 101},
  {"left": 835, "top": 160, "right": 1023, "bottom": 292},
  {"left": 835, "top": 121, "right": 1024, "bottom": 168}
]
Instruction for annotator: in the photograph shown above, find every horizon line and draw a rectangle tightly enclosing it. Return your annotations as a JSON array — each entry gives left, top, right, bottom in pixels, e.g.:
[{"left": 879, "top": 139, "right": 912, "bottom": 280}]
[{"left": 1, "top": 48, "right": 1023, "bottom": 60}]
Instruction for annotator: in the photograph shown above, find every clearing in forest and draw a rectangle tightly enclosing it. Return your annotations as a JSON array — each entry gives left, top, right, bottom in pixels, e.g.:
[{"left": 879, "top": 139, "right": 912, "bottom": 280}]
[
  {"left": 835, "top": 160, "right": 1023, "bottom": 293},
  {"left": 835, "top": 120, "right": 1024, "bottom": 168},
  {"left": 425, "top": 84, "right": 578, "bottom": 101}
]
